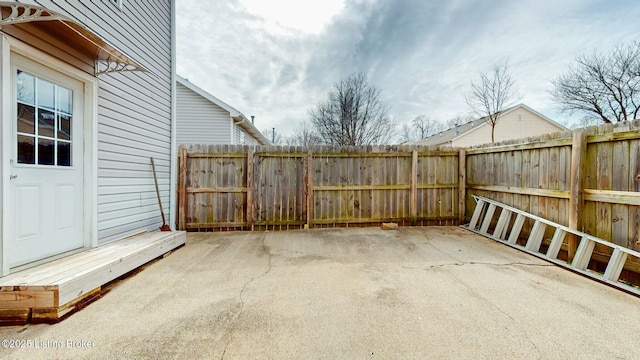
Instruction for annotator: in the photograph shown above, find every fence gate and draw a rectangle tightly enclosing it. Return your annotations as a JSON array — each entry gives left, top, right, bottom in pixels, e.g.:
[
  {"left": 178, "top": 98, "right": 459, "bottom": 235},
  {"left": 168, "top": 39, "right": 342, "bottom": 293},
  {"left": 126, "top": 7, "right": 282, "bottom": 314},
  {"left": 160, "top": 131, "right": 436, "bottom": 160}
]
[{"left": 251, "top": 151, "right": 306, "bottom": 228}]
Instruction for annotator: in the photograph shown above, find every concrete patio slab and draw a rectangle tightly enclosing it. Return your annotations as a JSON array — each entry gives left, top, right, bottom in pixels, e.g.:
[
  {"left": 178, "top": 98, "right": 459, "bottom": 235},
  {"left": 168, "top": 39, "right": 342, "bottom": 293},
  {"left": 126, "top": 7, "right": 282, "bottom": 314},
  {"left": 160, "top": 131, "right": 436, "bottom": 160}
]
[{"left": 0, "top": 227, "right": 639, "bottom": 359}]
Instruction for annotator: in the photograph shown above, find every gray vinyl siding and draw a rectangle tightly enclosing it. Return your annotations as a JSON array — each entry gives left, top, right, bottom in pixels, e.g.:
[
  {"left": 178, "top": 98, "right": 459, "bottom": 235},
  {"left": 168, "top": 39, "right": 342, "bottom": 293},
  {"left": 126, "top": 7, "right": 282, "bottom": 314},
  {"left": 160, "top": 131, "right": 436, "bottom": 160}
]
[
  {"left": 245, "top": 132, "right": 260, "bottom": 146},
  {"left": 5, "top": 1, "right": 174, "bottom": 244},
  {"left": 234, "top": 126, "right": 259, "bottom": 146},
  {"left": 176, "top": 82, "right": 233, "bottom": 144},
  {"left": 234, "top": 127, "right": 242, "bottom": 145}
]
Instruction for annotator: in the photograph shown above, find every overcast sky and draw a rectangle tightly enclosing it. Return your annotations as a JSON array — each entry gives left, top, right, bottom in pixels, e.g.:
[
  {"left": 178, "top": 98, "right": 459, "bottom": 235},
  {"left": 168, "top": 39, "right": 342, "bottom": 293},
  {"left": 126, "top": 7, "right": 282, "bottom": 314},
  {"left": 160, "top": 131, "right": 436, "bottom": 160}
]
[{"left": 176, "top": 0, "right": 640, "bottom": 140}]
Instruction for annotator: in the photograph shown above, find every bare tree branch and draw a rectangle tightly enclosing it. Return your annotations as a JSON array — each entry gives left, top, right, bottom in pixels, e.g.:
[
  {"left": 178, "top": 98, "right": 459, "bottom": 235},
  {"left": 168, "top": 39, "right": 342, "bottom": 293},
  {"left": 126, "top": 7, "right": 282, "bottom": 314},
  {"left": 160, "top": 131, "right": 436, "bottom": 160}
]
[
  {"left": 398, "top": 115, "right": 442, "bottom": 142},
  {"left": 309, "top": 72, "right": 395, "bottom": 145},
  {"left": 262, "top": 128, "right": 284, "bottom": 145},
  {"left": 465, "top": 61, "right": 519, "bottom": 143},
  {"left": 286, "top": 121, "right": 322, "bottom": 146},
  {"left": 551, "top": 41, "right": 640, "bottom": 124}
]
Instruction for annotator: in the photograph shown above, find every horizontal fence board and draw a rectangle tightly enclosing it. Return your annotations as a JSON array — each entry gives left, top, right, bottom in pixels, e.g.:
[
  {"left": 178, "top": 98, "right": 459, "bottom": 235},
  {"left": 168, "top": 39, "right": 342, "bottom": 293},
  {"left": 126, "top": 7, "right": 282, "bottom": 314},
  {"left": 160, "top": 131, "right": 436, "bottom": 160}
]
[
  {"left": 467, "top": 185, "right": 570, "bottom": 199},
  {"left": 584, "top": 190, "right": 640, "bottom": 206},
  {"left": 186, "top": 187, "right": 247, "bottom": 193},
  {"left": 466, "top": 138, "right": 573, "bottom": 154}
]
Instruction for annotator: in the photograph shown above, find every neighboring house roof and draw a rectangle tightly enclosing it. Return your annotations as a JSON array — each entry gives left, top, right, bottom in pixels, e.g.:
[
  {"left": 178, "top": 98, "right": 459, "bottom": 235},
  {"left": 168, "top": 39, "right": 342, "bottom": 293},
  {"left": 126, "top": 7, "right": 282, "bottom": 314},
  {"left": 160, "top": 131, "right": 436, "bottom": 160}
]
[
  {"left": 408, "top": 104, "right": 568, "bottom": 146},
  {"left": 176, "top": 75, "right": 270, "bottom": 145}
]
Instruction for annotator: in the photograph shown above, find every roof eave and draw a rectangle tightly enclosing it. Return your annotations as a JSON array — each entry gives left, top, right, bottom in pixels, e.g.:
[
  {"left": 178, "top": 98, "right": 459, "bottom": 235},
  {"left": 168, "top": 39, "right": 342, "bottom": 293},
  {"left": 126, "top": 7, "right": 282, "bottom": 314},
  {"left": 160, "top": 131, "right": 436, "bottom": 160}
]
[
  {"left": 233, "top": 115, "right": 270, "bottom": 145},
  {"left": 0, "top": 2, "right": 149, "bottom": 76},
  {"left": 176, "top": 75, "right": 242, "bottom": 116}
]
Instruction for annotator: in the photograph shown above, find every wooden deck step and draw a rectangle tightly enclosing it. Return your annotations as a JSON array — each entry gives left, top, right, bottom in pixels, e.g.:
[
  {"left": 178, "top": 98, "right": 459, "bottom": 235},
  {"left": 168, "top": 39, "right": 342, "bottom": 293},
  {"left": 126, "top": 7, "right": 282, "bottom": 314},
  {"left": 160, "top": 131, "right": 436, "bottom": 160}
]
[{"left": 0, "top": 231, "right": 186, "bottom": 325}]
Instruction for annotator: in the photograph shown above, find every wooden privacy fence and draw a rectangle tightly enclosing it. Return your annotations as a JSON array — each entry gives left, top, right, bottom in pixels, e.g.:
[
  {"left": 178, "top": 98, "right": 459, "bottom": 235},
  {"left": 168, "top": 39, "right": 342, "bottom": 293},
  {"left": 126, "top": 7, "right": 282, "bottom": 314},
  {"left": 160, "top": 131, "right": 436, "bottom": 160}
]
[
  {"left": 176, "top": 121, "right": 640, "bottom": 275},
  {"left": 466, "top": 120, "right": 640, "bottom": 274},
  {"left": 177, "top": 145, "right": 465, "bottom": 230}
]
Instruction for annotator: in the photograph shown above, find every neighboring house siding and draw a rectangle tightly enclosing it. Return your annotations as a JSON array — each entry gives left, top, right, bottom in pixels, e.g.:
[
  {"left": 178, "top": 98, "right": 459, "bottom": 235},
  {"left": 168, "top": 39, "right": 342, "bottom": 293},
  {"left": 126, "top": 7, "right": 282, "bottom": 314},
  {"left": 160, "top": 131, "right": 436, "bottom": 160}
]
[
  {"left": 244, "top": 132, "right": 259, "bottom": 146},
  {"left": 234, "top": 126, "right": 260, "bottom": 145},
  {"left": 454, "top": 108, "right": 564, "bottom": 147},
  {"left": 235, "top": 125, "right": 260, "bottom": 145},
  {"left": 234, "top": 125, "right": 242, "bottom": 145},
  {"left": 176, "top": 82, "right": 232, "bottom": 144},
  {"left": 5, "top": 1, "right": 174, "bottom": 244},
  {"left": 234, "top": 124, "right": 260, "bottom": 145}
]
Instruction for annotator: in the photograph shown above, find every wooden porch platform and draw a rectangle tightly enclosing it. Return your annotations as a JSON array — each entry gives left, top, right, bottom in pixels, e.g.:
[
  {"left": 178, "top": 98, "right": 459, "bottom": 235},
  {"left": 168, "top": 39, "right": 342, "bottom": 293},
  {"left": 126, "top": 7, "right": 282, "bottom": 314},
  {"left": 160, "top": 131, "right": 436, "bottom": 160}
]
[{"left": 0, "top": 231, "right": 186, "bottom": 325}]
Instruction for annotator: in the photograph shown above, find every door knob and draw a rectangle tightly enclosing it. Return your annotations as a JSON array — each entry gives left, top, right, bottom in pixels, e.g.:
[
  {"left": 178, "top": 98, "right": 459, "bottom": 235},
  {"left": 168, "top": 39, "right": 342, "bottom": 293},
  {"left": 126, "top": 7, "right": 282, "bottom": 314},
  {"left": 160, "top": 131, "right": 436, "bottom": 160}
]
[{"left": 9, "top": 174, "right": 17, "bottom": 180}]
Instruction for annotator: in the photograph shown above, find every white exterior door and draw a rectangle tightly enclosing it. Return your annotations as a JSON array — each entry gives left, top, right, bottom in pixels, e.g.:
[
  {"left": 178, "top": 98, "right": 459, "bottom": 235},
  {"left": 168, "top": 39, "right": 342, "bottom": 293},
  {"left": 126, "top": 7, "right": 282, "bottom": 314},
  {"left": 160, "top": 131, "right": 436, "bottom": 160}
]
[{"left": 7, "top": 54, "right": 84, "bottom": 267}]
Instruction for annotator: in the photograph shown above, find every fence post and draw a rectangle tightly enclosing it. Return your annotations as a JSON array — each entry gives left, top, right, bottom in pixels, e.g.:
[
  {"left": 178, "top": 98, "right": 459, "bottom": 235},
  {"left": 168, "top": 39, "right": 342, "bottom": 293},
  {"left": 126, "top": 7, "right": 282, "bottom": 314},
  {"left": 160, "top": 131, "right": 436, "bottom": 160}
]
[
  {"left": 411, "top": 150, "right": 418, "bottom": 225},
  {"left": 568, "top": 130, "right": 587, "bottom": 261},
  {"left": 246, "top": 150, "right": 254, "bottom": 230},
  {"left": 634, "top": 149, "right": 640, "bottom": 249},
  {"left": 306, "top": 151, "right": 314, "bottom": 228},
  {"left": 459, "top": 148, "right": 466, "bottom": 224},
  {"left": 178, "top": 147, "right": 188, "bottom": 230}
]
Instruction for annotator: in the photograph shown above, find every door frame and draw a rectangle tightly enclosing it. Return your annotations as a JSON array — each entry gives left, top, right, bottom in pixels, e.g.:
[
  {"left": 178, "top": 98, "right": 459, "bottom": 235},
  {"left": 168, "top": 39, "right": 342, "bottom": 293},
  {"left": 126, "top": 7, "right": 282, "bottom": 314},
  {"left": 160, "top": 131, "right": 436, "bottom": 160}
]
[{"left": 0, "top": 34, "right": 98, "bottom": 276}]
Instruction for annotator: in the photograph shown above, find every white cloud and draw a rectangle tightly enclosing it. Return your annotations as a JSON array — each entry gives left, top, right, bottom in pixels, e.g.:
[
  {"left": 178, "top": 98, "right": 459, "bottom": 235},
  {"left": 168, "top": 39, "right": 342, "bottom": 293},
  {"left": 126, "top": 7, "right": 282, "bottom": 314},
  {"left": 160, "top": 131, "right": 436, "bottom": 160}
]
[
  {"left": 238, "top": 0, "right": 345, "bottom": 35},
  {"left": 177, "top": 0, "right": 640, "bottom": 139}
]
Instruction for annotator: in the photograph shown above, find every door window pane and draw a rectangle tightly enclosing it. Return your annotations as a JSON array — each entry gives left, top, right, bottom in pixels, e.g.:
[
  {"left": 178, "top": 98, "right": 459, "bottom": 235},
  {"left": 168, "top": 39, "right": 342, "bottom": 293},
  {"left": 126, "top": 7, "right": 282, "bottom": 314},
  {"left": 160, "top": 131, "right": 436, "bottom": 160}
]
[
  {"left": 57, "top": 141, "right": 71, "bottom": 166},
  {"left": 58, "top": 114, "right": 71, "bottom": 140},
  {"left": 17, "top": 104, "right": 35, "bottom": 135},
  {"left": 37, "top": 78, "right": 55, "bottom": 110},
  {"left": 57, "top": 87, "right": 72, "bottom": 115},
  {"left": 37, "top": 138, "right": 55, "bottom": 165},
  {"left": 16, "top": 70, "right": 74, "bottom": 167},
  {"left": 17, "top": 71, "right": 35, "bottom": 104},
  {"left": 17, "top": 135, "right": 35, "bottom": 164},
  {"left": 38, "top": 109, "right": 55, "bottom": 138}
]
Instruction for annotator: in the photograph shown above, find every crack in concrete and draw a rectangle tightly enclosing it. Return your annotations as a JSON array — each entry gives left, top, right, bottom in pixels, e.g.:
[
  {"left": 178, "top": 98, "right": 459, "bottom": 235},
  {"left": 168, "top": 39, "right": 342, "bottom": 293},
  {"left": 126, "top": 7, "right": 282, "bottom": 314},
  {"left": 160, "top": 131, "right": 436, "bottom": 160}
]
[
  {"left": 453, "top": 272, "right": 545, "bottom": 359},
  {"left": 220, "top": 233, "right": 273, "bottom": 360},
  {"left": 403, "top": 261, "right": 555, "bottom": 270},
  {"left": 429, "top": 261, "right": 555, "bottom": 269}
]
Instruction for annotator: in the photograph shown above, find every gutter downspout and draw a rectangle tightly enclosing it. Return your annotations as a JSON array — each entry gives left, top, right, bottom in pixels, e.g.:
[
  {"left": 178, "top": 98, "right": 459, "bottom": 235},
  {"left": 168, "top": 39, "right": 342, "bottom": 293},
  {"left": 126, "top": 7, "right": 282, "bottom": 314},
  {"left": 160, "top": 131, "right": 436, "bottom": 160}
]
[{"left": 233, "top": 115, "right": 246, "bottom": 145}]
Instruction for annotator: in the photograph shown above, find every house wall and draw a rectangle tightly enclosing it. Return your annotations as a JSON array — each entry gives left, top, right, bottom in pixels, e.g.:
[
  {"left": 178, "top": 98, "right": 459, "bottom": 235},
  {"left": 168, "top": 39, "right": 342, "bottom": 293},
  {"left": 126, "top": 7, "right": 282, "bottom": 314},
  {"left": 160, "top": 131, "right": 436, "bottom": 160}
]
[
  {"left": 2, "top": 0, "right": 174, "bottom": 244},
  {"left": 176, "top": 82, "right": 233, "bottom": 145},
  {"left": 234, "top": 127, "right": 244, "bottom": 145},
  {"left": 244, "top": 131, "right": 260, "bottom": 146},
  {"left": 454, "top": 107, "right": 564, "bottom": 147},
  {"left": 233, "top": 126, "right": 261, "bottom": 146}
]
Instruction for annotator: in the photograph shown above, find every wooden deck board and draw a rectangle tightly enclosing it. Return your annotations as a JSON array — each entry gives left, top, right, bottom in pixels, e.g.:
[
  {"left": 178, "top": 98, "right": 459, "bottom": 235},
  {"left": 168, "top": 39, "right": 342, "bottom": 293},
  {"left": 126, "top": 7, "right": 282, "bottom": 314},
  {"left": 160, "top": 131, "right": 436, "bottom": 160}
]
[
  {"left": 1, "top": 234, "right": 164, "bottom": 286},
  {"left": 0, "top": 231, "right": 186, "bottom": 320},
  {"left": 0, "top": 246, "right": 127, "bottom": 286},
  {"left": 39, "top": 234, "right": 171, "bottom": 286},
  {"left": 2, "top": 232, "right": 177, "bottom": 286},
  {"left": 57, "top": 233, "right": 185, "bottom": 306}
]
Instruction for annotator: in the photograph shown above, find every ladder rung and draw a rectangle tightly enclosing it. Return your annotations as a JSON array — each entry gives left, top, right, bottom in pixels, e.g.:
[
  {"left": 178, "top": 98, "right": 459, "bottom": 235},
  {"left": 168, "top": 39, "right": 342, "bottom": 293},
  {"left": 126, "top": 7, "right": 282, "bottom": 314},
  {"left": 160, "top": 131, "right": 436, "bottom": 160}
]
[
  {"left": 479, "top": 204, "right": 497, "bottom": 233},
  {"left": 572, "top": 237, "right": 595, "bottom": 270},
  {"left": 493, "top": 209, "right": 512, "bottom": 240},
  {"left": 546, "top": 228, "right": 566, "bottom": 259},
  {"left": 507, "top": 214, "right": 525, "bottom": 245},
  {"left": 525, "top": 220, "right": 547, "bottom": 252},
  {"left": 603, "top": 248, "right": 628, "bottom": 282},
  {"left": 464, "top": 195, "right": 640, "bottom": 298},
  {"left": 468, "top": 199, "right": 486, "bottom": 230}
]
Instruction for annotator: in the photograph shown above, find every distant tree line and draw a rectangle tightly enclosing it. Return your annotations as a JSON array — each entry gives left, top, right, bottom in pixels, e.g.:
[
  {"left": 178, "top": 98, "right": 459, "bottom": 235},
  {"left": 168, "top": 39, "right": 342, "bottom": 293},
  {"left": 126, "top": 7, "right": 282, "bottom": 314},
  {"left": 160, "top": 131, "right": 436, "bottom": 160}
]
[{"left": 269, "top": 40, "right": 639, "bottom": 146}]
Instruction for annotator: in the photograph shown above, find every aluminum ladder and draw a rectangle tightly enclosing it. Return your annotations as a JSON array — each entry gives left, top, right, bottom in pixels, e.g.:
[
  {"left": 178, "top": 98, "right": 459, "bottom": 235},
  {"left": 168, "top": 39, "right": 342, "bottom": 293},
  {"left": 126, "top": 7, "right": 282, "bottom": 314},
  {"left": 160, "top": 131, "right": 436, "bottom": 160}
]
[{"left": 463, "top": 195, "right": 640, "bottom": 297}]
